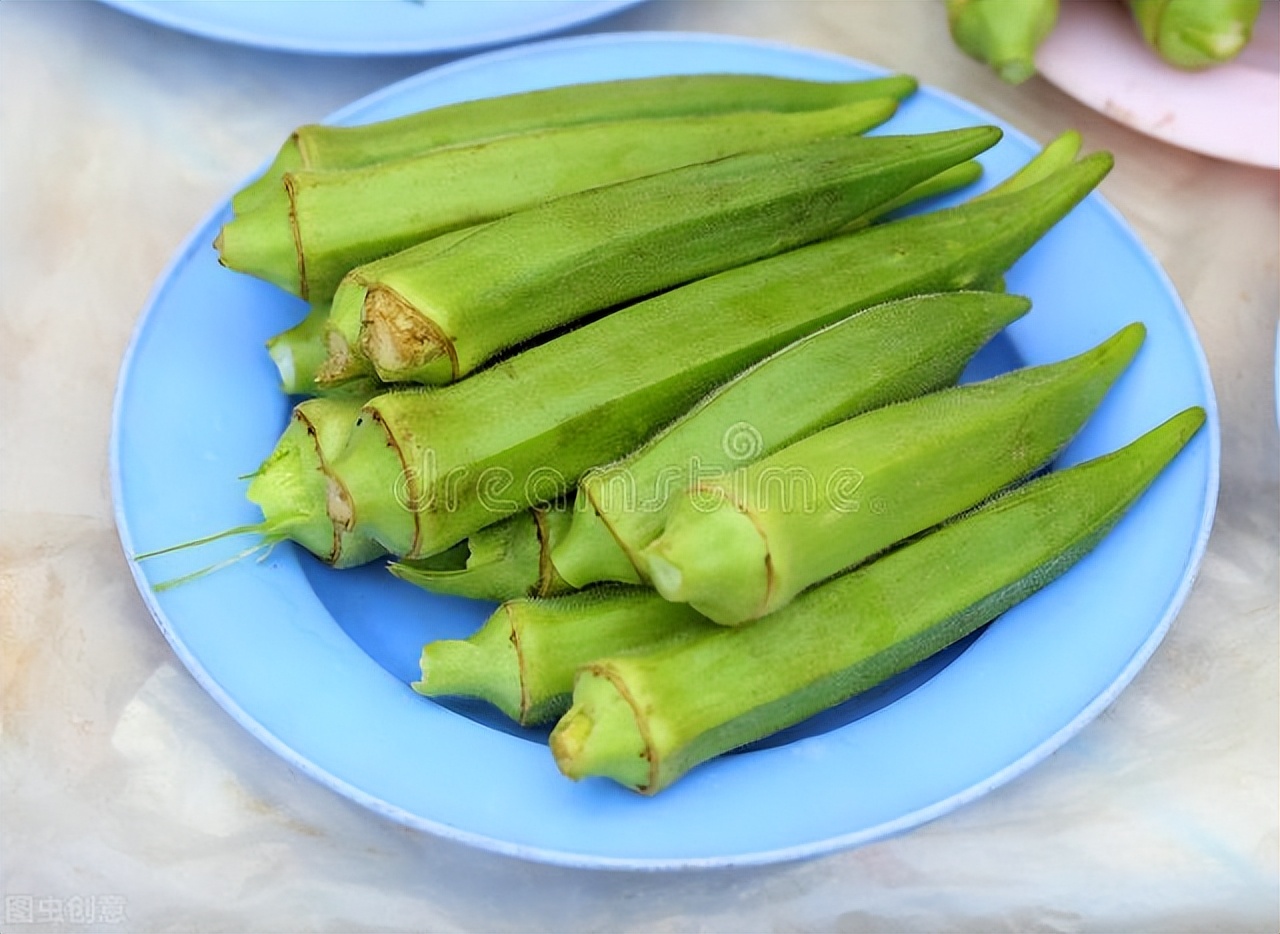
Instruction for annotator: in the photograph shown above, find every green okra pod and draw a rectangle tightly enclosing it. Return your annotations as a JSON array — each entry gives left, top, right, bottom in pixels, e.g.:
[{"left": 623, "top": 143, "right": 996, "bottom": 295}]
[
  {"left": 243, "top": 394, "right": 383, "bottom": 568},
  {"left": 378, "top": 131, "right": 1090, "bottom": 596},
  {"left": 549, "top": 290, "right": 1033, "bottom": 590},
  {"left": 551, "top": 407, "right": 1207, "bottom": 794},
  {"left": 218, "top": 98, "right": 902, "bottom": 302},
  {"left": 342, "top": 125, "right": 1002, "bottom": 384},
  {"left": 390, "top": 502, "right": 575, "bottom": 602},
  {"left": 309, "top": 151, "right": 1112, "bottom": 566},
  {"left": 414, "top": 587, "right": 716, "bottom": 727},
  {"left": 318, "top": 150, "right": 985, "bottom": 393},
  {"left": 267, "top": 303, "right": 333, "bottom": 397},
  {"left": 265, "top": 302, "right": 383, "bottom": 399},
  {"left": 1127, "top": 0, "right": 1262, "bottom": 69},
  {"left": 641, "top": 323, "right": 1145, "bottom": 625},
  {"left": 232, "top": 72, "right": 919, "bottom": 215},
  {"left": 392, "top": 290, "right": 1028, "bottom": 597},
  {"left": 946, "top": 0, "right": 1060, "bottom": 84}
]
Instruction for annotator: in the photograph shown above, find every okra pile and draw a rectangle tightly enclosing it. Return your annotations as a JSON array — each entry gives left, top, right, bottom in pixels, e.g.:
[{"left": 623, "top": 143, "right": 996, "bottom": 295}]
[{"left": 151, "top": 73, "right": 1205, "bottom": 795}]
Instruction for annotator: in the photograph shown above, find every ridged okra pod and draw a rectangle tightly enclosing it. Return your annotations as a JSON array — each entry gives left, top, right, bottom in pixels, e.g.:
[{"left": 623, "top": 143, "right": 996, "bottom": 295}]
[
  {"left": 549, "top": 290, "right": 1033, "bottom": 590},
  {"left": 335, "top": 125, "right": 1002, "bottom": 384},
  {"left": 320, "top": 144, "right": 988, "bottom": 388},
  {"left": 642, "top": 324, "right": 1145, "bottom": 625},
  {"left": 218, "top": 98, "right": 902, "bottom": 302},
  {"left": 232, "top": 73, "right": 919, "bottom": 214},
  {"left": 1127, "top": 0, "right": 1261, "bottom": 68},
  {"left": 392, "top": 290, "right": 1029, "bottom": 597},
  {"left": 550, "top": 407, "right": 1207, "bottom": 794},
  {"left": 311, "top": 151, "right": 1113, "bottom": 566},
  {"left": 384, "top": 133, "right": 1097, "bottom": 598},
  {"left": 414, "top": 587, "right": 716, "bottom": 727}
]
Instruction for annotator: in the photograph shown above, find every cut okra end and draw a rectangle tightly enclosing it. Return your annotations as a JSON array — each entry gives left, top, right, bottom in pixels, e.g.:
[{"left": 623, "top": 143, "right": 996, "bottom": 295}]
[
  {"left": 415, "top": 628, "right": 526, "bottom": 725},
  {"left": 641, "top": 489, "right": 772, "bottom": 626},
  {"left": 214, "top": 203, "right": 302, "bottom": 297},
  {"left": 550, "top": 667, "right": 653, "bottom": 791},
  {"left": 359, "top": 286, "right": 455, "bottom": 384}
]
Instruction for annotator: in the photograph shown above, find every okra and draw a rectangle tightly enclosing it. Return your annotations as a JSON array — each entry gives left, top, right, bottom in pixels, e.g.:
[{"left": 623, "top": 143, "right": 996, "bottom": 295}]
[
  {"left": 1128, "top": 0, "right": 1261, "bottom": 69},
  {"left": 265, "top": 302, "right": 383, "bottom": 398},
  {"left": 391, "top": 290, "right": 1027, "bottom": 597},
  {"left": 384, "top": 133, "right": 1095, "bottom": 597},
  {"left": 218, "top": 98, "right": 902, "bottom": 302},
  {"left": 340, "top": 125, "right": 1001, "bottom": 384},
  {"left": 946, "top": 0, "right": 1060, "bottom": 84},
  {"left": 551, "top": 407, "right": 1207, "bottom": 794},
  {"left": 232, "top": 72, "right": 919, "bottom": 215},
  {"left": 243, "top": 395, "right": 384, "bottom": 568},
  {"left": 550, "top": 290, "right": 1033, "bottom": 590},
  {"left": 269, "top": 151, "right": 1112, "bottom": 565},
  {"left": 414, "top": 587, "right": 716, "bottom": 726},
  {"left": 317, "top": 151, "right": 986, "bottom": 392},
  {"left": 389, "top": 502, "right": 575, "bottom": 602},
  {"left": 642, "top": 324, "right": 1144, "bottom": 625}
]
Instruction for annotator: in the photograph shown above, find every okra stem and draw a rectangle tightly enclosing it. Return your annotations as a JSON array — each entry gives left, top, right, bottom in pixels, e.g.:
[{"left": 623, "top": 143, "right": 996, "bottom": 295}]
[
  {"left": 1128, "top": 0, "right": 1262, "bottom": 69},
  {"left": 946, "top": 0, "right": 1060, "bottom": 84},
  {"left": 641, "top": 324, "right": 1146, "bottom": 625},
  {"left": 551, "top": 407, "right": 1207, "bottom": 794}
]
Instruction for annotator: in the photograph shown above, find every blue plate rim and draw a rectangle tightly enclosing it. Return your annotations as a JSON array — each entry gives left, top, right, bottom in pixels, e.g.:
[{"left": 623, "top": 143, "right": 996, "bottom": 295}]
[
  {"left": 95, "top": 0, "right": 647, "bottom": 56},
  {"left": 110, "top": 29, "right": 1222, "bottom": 871}
]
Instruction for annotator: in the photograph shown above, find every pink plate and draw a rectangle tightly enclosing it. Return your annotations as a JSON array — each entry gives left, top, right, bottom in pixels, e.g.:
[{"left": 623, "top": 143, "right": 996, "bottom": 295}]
[{"left": 1037, "top": 0, "right": 1279, "bottom": 169}]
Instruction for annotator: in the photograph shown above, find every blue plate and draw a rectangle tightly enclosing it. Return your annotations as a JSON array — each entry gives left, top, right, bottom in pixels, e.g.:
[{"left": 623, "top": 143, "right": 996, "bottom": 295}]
[
  {"left": 97, "top": 0, "right": 644, "bottom": 56},
  {"left": 111, "top": 32, "right": 1220, "bottom": 869}
]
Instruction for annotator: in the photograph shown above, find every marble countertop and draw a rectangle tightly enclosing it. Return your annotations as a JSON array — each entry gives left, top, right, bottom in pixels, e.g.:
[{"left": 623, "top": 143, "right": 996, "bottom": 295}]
[{"left": 2, "top": 1, "right": 1276, "bottom": 930}]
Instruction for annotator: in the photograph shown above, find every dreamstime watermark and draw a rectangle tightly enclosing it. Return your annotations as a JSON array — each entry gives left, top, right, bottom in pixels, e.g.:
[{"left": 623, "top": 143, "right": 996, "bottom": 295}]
[
  {"left": 4, "top": 894, "right": 127, "bottom": 926},
  {"left": 384, "top": 421, "right": 885, "bottom": 517}
]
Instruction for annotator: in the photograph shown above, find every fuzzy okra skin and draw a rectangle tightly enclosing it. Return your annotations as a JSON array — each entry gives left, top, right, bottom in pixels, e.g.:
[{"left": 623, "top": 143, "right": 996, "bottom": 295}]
[
  {"left": 551, "top": 407, "right": 1207, "bottom": 794},
  {"left": 642, "top": 323, "right": 1146, "bottom": 626},
  {"left": 318, "top": 152, "right": 986, "bottom": 393},
  {"left": 312, "top": 151, "right": 1113, "bottom": 565},
  {"left": 218, "top": 98, "right": 902, "bottom": 303},
  {"left": 380, "top": 132, "right": 1095, "bottom": 597},
  {"left": 231, "top": 73, "right": 919, "bottom": 215},
  {"left": 349, "top": 125, "right": 1001, "bottom": 384},
  {"left": 550, "top": 290, "right": 1033, "bottom": 590},
  {"left": 390, "top": 290, "right": 1030, "bottom": 597},
  {"left": 414, "top": 587, "right": 717, "bottom": 726}
]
